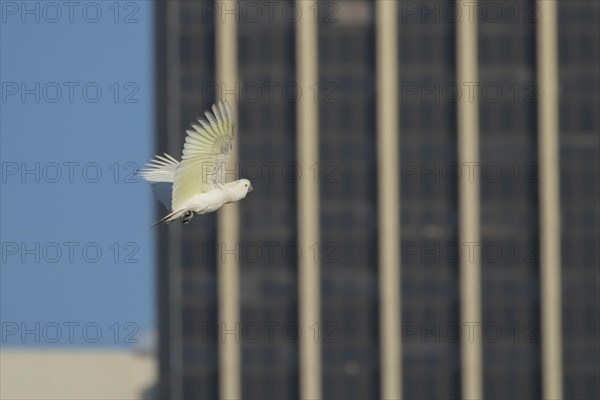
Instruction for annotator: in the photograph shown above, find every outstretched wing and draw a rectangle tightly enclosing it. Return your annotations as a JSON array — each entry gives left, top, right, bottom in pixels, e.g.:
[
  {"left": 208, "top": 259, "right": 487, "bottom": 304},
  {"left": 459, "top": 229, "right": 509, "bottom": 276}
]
[{"left": 172, "top": 100, "right": 235, "bottom": 210}]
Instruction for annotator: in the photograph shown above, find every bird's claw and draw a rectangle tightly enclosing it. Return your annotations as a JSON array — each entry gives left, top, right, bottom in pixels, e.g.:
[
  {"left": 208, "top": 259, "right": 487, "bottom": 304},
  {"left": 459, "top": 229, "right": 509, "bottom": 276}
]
[{"left": 182, "top": 211, "right": 193, "bottom": 224}]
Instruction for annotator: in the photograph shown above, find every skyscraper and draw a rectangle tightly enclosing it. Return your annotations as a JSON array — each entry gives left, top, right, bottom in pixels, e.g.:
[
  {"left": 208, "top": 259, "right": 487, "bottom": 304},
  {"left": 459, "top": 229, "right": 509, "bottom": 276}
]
[
  {"left": 154, "top": 1, "right": 599, "bottom": 399},
  {"left": 557, "top": 1, "right": 599, "bottom": 398}
]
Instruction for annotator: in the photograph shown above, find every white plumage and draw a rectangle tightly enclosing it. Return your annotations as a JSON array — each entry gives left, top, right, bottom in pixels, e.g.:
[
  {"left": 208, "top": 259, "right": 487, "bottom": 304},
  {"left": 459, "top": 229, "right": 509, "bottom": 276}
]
[{"left": 140, "top": 100, "right": 253, "bottom": 227}]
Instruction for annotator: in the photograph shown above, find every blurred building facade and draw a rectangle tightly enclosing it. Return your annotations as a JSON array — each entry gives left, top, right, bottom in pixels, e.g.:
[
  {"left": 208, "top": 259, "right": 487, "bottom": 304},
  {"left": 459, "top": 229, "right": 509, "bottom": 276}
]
[
  {"left": 153, "top": 1, "right": 598, "bottom": 399},
  {"left": 0, "top": 349, "right": 155, "bottom": 400}
]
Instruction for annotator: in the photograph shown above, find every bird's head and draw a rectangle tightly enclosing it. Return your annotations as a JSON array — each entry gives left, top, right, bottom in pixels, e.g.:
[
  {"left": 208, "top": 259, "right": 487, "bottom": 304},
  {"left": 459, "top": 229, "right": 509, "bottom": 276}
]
[{"left": 235, "top": 178, "right": 254, "bottom": 199}]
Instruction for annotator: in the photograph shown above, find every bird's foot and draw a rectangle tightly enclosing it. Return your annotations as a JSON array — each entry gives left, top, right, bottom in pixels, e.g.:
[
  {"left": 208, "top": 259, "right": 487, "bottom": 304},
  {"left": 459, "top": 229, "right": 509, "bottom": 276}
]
[{"left": 182, "top": 211, "right": 194, "bottom": 224}]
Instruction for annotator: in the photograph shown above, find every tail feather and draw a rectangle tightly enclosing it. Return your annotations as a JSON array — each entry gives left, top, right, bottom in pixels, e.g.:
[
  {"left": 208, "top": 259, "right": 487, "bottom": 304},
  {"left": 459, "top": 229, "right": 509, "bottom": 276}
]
[{"left": 148, "top": 209, "right": 187, "bottom": 229}]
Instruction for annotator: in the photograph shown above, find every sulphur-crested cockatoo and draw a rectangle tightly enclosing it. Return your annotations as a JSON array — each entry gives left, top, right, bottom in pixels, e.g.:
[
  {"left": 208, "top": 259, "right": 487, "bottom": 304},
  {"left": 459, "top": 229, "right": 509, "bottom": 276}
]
[{"left": 140, "top": 100, "right": 253, "bottom": 227}]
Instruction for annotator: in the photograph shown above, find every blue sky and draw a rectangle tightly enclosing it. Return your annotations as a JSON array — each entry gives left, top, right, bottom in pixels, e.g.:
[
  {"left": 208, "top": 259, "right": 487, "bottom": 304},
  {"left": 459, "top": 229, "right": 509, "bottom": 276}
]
[{"left": 0, "top": 1, "right": 155, "bottom": 348}]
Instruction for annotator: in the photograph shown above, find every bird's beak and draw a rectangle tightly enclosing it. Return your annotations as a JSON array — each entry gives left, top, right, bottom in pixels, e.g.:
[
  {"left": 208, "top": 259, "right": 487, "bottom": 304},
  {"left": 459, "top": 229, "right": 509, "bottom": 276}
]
[{"left": 249, "top": 183, "right": 254, "bottom": 193}]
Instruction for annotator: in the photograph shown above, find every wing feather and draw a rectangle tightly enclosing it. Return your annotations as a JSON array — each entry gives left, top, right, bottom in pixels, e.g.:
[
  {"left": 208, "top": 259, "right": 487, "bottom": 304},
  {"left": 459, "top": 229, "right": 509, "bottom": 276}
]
[
  {"left": 172, "top": 100, "right": 235, "bottom": 210},
  {"left": 212, "top": 104, "right": 224, "bottom": 126},
  {"left": 139, "top": 153, "right": 179, "bottom": 183}
]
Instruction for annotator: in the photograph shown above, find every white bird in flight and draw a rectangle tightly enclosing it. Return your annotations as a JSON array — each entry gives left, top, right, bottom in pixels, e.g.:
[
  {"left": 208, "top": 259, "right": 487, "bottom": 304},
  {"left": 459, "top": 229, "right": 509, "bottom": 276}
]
[{"left": 140, "top": 100, "right": 253, "bottom": 228}]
